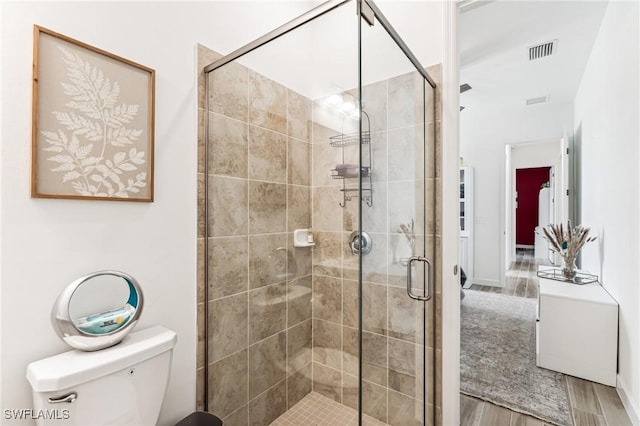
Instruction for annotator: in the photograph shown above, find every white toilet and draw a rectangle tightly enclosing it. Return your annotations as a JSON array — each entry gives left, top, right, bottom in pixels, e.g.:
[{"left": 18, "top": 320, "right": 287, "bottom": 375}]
[{"left": 26, "top": 326, "right": 177, "bottom": 425}]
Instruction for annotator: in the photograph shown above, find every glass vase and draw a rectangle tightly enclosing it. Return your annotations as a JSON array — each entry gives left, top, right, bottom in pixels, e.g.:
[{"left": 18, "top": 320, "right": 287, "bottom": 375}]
[{"left": 561, "top": 256, "right": 578, "bottom": 281}]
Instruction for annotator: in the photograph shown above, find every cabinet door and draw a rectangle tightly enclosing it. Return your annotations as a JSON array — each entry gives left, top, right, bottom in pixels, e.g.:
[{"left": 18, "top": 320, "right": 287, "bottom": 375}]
[{"left": 537, "top": 292, "right": 618, "bottom": 386}]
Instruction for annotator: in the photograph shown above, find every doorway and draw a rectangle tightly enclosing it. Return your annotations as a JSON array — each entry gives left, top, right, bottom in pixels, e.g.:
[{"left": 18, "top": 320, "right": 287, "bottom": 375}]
[
  {"left": 515, "top": 167, "right": 551, "bottom": 257},
  {"left": 504, "top": 140, "right": 563, "bottom": 275}
]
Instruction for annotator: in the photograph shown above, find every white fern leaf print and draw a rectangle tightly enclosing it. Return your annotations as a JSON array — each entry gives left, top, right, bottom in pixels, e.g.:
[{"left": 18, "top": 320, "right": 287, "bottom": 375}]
[{"left": 43, "top": 46, "right": 147, "bottom": 197}]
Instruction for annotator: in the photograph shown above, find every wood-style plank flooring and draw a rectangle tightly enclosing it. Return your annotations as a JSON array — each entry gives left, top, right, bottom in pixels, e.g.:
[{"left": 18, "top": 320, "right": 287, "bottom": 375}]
[
  {"left": 461, "top": 249, "right": 632, "bottom": 426},
  {"left": 468, "top": 248, "right": 545, "bottom": 299}
]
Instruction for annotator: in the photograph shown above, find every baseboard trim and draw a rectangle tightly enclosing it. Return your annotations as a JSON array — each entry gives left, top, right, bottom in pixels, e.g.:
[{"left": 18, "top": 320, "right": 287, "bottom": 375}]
[
  {"left": 617, "top": 375, "right": 639, "bottom": 425},
  {"left": 470, "top": 278, "right": 502, "bottom": 287}
]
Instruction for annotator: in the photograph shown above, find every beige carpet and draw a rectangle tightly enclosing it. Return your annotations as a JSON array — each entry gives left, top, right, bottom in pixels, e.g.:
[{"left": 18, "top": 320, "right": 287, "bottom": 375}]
[{"left": 460, "top": 289, "right": 572, "bottom": 426}]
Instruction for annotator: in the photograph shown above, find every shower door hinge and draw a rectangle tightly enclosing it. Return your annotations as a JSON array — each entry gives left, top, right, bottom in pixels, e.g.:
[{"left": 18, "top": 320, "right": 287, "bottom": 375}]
[{"left": 360, "top": 0, "right": 375, "bottom": 26}]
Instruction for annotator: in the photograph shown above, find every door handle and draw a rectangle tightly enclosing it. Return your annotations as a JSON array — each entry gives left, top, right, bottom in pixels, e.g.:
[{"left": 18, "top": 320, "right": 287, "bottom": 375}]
[{"left": 406, "top": 256, "right": 433, "bottom": 301}]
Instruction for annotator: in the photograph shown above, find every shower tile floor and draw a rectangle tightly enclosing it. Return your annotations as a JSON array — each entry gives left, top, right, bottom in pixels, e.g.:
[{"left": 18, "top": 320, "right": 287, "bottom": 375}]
[{"left": 271, "top": 392, "right": 387, "bottom": 426}]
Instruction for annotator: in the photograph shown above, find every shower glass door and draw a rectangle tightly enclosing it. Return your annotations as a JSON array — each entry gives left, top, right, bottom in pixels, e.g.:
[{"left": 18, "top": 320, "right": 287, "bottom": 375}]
[
  {"left": 201, "top": 1, "right": 437, "bottom": 424},
  {"left": 357, "top": 2, "right": 436, "bottom": 424}
]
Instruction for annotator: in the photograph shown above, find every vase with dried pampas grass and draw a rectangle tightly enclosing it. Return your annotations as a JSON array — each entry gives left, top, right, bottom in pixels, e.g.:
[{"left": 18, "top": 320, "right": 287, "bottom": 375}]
[{"left": 542, "top": 221, "right": 597, "bottom": 280}]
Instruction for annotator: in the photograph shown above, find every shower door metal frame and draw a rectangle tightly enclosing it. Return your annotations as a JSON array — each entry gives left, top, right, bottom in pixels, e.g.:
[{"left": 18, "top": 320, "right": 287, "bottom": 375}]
[
  {"left": 203, "top": 0, "right": 436, "bottom": 89},
  {"left": 202, "top": 1, "right": 438, "bottom": 422},
  {"left": 204, "top": 0, "right": 350, "bottom": 74}
]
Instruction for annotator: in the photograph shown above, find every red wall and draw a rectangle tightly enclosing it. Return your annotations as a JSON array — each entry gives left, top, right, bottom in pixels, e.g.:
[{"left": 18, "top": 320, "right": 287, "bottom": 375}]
[{"left": 516, "top": 167, "right": 551, "bottom": 246}]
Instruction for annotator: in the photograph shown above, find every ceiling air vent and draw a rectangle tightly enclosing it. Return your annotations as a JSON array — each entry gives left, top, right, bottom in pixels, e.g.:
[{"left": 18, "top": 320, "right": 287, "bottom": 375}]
[
  {"left": 526, "top": 95, "right": 548, "bottom": 106},
  {"left": 529, "top": 39, "right": 558, "bottom": 61}
]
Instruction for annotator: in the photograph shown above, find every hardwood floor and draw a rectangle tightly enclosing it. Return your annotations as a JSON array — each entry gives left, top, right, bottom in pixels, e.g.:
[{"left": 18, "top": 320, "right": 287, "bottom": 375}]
[
  {"left": 461, "top": 394, "right": 547, "bottom": 426},
  {"left": 461, "top": 377, "right": 632, "bottom": 426},
  {"left": 468, "top": 248, "right": 544, "bottom": 299},
  {"left": 461, "top": 249, "right": 631, "bottom": 426}
]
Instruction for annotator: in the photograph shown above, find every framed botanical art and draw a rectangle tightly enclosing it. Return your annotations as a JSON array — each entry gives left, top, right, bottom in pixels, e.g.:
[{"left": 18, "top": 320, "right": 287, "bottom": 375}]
[{"left": 32, "top": 25, "right": 155, "bottom": 201}]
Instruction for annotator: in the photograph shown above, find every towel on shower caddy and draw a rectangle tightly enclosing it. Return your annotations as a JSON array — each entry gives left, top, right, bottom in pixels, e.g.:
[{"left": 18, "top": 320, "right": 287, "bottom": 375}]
[{"left": 334, "top": 164, "right": 369, "bottom": 178}]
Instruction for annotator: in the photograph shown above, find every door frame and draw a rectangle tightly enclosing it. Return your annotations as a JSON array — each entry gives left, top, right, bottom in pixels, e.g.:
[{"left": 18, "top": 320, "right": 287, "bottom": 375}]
[
  {"left": 503, "top": 139, "right": 566, "bottom": 280},
  {"left": 441, "top": 1, "right": 461, "bottom": 425}
]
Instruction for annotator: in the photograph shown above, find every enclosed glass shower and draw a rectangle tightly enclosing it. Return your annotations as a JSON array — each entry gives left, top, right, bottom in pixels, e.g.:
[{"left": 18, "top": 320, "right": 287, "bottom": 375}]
[{"left": 198, "top": 1, "right": 440, "bottom": 424}]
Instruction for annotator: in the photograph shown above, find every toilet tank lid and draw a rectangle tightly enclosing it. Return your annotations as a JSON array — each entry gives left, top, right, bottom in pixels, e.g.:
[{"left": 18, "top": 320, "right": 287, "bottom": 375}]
[{"left": 27, "top": 325, "right": 177, "bottom": 392}]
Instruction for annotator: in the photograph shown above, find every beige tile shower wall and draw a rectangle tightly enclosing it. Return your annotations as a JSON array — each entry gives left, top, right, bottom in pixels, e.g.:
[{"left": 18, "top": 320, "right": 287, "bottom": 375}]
[
  {"left": 310, "top": 67, "right": 441, "bottom": 425},
  {"left": 197, "top": 45, "right": 314, "bottom": 425}
]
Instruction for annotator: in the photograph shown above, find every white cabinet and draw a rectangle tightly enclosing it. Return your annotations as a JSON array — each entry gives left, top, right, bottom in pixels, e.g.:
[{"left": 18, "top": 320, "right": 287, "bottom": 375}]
[
  {"left": 459, "top": 236, "right": 469, "bottom": 287},
  {"left": 536, "top": 275, "right": 618, "bottom": 386},
  {"left": 459, "top": 166, "right": 473, "bottom": 287}
]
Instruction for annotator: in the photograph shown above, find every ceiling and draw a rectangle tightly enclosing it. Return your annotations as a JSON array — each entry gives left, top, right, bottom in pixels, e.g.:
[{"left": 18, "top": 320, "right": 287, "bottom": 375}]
[
  {"left": 204, "top": 1, "right": 609, "bottom": 107},
  {"left": 459, "top": 1, "right": 608, "bottom": 111}
]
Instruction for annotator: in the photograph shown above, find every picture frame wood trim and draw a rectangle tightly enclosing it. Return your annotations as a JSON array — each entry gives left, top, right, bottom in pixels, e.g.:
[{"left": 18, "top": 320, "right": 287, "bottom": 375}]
[{"left": 31, "top": 25, "right": 155, "bottom": 202}]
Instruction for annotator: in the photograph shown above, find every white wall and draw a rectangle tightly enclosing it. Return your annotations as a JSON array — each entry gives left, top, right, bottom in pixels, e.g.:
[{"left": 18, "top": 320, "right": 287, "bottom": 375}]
[
  {"left": 511, "top": 141, "right": 560, "bottom": 170},
  {"left": 1, "top": 1, "right": 455, "bottom": 424},
  {"left": 0, "top": 2, "right": 314, "bottom": 424},
  {"left": 460, "top": 102, "right": 572, "bottom": 285},
  {"left": 573, "top": 1, "right": 640, "bottom": 422},
  {"left": 0, "top": 10, "right": 3, "bottom": 406}
]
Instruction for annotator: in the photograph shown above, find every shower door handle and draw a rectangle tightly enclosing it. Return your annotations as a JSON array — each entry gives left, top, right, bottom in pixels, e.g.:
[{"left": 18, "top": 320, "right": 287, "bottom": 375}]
[{"left": 406, "top": 256, "right": 432, "bottom": 301}]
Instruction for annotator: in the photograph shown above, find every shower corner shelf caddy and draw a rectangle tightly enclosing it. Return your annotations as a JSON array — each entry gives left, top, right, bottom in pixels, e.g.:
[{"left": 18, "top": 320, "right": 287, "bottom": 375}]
[{"left": 329, "top": 111, "right": 373, "bottom": 208}]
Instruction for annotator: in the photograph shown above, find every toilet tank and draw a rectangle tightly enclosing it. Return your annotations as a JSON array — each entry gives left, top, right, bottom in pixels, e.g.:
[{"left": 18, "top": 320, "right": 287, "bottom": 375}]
[{"left": 26, "top": 326, "right": 177, "bottom": 426}]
